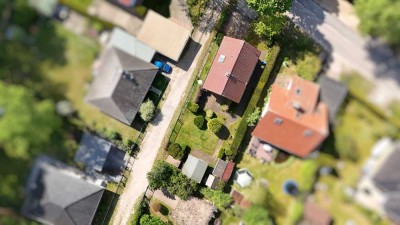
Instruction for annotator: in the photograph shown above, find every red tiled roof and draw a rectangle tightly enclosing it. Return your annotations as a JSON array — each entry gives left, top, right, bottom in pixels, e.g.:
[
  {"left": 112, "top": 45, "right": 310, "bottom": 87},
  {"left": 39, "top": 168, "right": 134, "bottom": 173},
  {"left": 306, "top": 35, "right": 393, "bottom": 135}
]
[
  {"left": 222, "top": 161, "right": 235, "bottom": 182},
  {"left": 304, "top": 202, "right": 333, "bottom": 225},
  {"left": 252, "top": 76, "right": 329, "bottom": 158},
  {"left": 202, "top": 36, "right": 261, "bottom": 103}
]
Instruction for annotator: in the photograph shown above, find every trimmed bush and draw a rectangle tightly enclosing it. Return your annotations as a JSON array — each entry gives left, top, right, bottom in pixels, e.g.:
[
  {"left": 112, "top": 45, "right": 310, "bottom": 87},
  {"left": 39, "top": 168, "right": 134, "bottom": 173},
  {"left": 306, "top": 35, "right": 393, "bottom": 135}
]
[
  {"left": 107, "top": 130, "right": 121, "bottom": 140},
  {"left": 208, "top": 118, "right": 222, "bottom": 133},
  {"left": 221, "top": 104, "right": 229, "bottom": 112},
  {"left": 139, "top": 100, "right": 156, "bottom": 122},
  {"left": 217, "top": 147, "right": 225, "bottom": 158},
  {"left": 194, "top": 115, "right": 205, "bottom": 129},
  {"left": 187, "top": 102, "right": 199, "bottom": 113},
  {"left": 200, "top": 188, "right": 233, "bottom": 210},
  {"left": 167, "top": 143, "right": 185, "bottom": 160},
  {"left": 224, "top": 148, "right": 233, "bottom": 156},
  {"left": 246, "top": 107, "right": 261, "bottom": 126},
  {"left": 206, "top": 109, "right": 214, "bottom": 118},
  {"left": 140, "top": 214, "right": 166, "bottom": 225}
]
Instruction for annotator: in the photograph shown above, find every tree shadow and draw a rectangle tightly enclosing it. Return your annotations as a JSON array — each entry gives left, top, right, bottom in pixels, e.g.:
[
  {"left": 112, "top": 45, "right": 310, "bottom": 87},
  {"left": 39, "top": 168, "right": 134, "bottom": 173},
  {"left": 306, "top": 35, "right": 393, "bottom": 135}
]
[
  {"left": 313, "top": 0, "right": 339, "bottom": 15},
  {"left": 216, "top": 125, "right": 230, "bottom": 140},
  {"left": 286, "top": 0, "right": 334, "bottom": 71}
]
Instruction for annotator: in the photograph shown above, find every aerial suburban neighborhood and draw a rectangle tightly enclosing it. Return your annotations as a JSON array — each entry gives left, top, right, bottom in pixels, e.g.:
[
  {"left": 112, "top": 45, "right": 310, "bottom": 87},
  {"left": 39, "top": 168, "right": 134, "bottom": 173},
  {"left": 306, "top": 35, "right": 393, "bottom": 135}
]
[{"left": 1, "top": 0, "right": 400, "bottom": 225}]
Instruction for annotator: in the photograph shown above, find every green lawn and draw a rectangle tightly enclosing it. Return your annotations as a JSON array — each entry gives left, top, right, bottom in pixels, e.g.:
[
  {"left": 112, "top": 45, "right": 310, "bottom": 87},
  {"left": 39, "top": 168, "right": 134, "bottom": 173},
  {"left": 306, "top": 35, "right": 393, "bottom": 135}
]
[
  {"left": 61, "top": 0, "right": 93, "bottom": 12},
  {"left": 175, "top": 109, "right": 220, "bottom": 155}
]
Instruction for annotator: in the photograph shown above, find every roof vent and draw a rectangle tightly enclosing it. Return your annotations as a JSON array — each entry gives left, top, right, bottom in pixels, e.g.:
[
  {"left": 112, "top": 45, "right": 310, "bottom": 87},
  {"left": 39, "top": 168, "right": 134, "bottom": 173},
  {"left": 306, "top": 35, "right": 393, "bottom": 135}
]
[
  {"left": 225, "top": 72, "right": 231, "bottom": 77},
  {"left": 274, "top": 118, "right": 283, "bottom": 125},
  {"left": 295, "top": 88, "right": 301, "bottom": 95},
  {"left": 292, "top": 102, "right": 302, "bottom": 111},
  {"left": 304, "top": 130, "right": 313, "bottom": 137},
  {"left": 218, "top": 54, "right": 226, "bottom": 63}
]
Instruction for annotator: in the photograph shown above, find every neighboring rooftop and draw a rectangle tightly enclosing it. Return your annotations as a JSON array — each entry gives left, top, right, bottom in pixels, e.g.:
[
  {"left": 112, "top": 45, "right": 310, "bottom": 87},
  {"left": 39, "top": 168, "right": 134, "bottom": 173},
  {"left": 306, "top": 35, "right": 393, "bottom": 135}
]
[
  {"left": 182, "top": 154, "right": 208, "bottom": 183},
  {"left": 252, "top": 76, "right": 329, "bottom": 158},
  {"left": 235, "top": 168, "right": 252, "bottom": 188},
  {"left": 372, "top": 142, "right": 400, "bottom": 193},
  {"left": 318, "top": 75, "right": 348, "bottom": 124},
  {"left": 222, "top": 161, "right": 235, "bottom": 182},
  {"left": 137, "top": 10, "right": 191, "bottom": 61},
  {"left": 21, "top": 156, "right": 104, "bottom": 225},
  {"left": 302, "top": 201, "right": 333, "bottom": 225},
  {"left": 212, "top": 159, "right": 228, "bottom": 178},
  {"left": 74, "top": 132, "right": 127, "bottom": 175},
  {"left": 107, "top": 27, "right": 156, "bottom": 63},
  {"left": 85, "top": 47, "right": 158, "bottom": 125},
  {"left": 202, "top": 36, "right": 261, "bottom": 103},
  {"left": 205, "top": 174, "right": 218, "bottom": 189}
]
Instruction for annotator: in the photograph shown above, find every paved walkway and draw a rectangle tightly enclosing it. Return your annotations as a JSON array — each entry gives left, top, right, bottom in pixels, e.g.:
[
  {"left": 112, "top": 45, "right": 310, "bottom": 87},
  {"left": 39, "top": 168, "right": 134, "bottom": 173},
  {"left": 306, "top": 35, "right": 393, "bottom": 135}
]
[
  {"left": 110, "top": 1, "right": 224, "bottom": 223},
  {"left": 288, "top": 0, "right": 400, "bottom": 106}
]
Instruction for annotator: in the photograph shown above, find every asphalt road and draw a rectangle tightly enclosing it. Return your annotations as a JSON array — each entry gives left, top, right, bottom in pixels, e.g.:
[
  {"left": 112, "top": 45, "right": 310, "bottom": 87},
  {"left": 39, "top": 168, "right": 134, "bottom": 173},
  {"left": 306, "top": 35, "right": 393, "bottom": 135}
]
[{"left": 287, "top": 0, "right": 400, "bottom": 106}]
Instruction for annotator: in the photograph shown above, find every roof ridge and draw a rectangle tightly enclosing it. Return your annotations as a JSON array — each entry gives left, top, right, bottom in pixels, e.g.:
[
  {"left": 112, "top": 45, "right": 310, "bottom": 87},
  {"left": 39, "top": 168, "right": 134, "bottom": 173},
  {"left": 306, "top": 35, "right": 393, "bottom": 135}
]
[{"left": 65, "top": 189, "right": 104, "bottom": 225}]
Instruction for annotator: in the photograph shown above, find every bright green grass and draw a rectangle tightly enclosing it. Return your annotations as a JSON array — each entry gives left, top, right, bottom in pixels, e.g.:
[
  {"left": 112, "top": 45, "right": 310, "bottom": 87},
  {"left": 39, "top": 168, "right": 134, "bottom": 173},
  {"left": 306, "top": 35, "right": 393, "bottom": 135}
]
[{"left": 175, "top": 109, "right": 220, "bottom": 155}]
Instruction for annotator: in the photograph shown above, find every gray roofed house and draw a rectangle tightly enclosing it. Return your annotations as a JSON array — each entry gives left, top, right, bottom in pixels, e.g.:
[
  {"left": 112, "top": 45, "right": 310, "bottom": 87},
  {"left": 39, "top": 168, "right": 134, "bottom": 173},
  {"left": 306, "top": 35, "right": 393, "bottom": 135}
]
[
  {"left": 182, "top": 154, "right": 208, "bottom": 183},
  {"left": 212, "top": 159, "right": 228, "bottom": 178},
  {"left": 86, "top": 47, "right": 158, "bottom": 125},
  {"left": 318, "top": 76, "right": 348, "bottom": 124},
  {"left": 107, "top": 27, "right": 156, "bottom": 63},
  {"left": 21, "top": 156, "right": 105, "bottom": 225},
  {"left": 355, "top": 139, "right": 400, "bottom": 224},
  {"left": 74, "top": 132, "right": 127, "bottom": 176}
]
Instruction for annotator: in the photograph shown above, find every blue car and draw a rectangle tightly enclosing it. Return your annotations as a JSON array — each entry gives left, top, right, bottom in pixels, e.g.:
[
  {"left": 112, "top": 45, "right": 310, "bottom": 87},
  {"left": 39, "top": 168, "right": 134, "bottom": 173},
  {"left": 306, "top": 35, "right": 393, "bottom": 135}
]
[{"left": 154, "top": 60, "right": 172, "bottom": 74}]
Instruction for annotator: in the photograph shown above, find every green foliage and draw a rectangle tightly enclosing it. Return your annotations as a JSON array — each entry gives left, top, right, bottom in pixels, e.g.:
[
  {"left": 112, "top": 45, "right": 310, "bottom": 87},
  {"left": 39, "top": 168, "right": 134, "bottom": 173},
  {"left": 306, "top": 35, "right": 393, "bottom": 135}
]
[
  {"left": 107, "top": 130, "right": 121, "bottom": 140},
  {"left": 335, "top": 132, "right": 359, "bottom": 162},
  {"left": 139, "top": 100, "right": 156, "bottom": 122},
  {"left": 200, "top": 188, "right": 233, "bottom": 210},
  {"left": 0, "top": 217, "right": 39, "bottom": 225},
  {"left": 147, "top": 161, "right": 198, "bottom": 200},
  {"left": 11, "top": 0, "right": 38, "bottom": 30},
  {"left": 286, "top": 200, "right": 304, "bottom": 225},
  {"left": 215, "top": 0, "right": 237, "bottom": 32},
  {"left": 131, "top": 198, "right": 149, "bottom": 225},
  {"left": 246, "top": 0, "right": 292, "bottom": 16},
  {"left": 215, "top": 33, "right": 225, "bottom": 46},
  {"left": 139, "top": 214, "right": 166, "bottom": 225},
  {"left": 167, "top": 143, "right": 185, "bottom": 160},
  {"left": 243, "top": 205, "right": 273, "bottom": 225},
  {"left": 187, "top": 102, "right": 199, "bottom": 113},
  {"left": 299, "top": 160, "right": 318, "bottom": 191},
  {"left": 194, "top": 115, "right": 205, "bottom": 129},
  {"left": 134, "top": 5, "right": 148, "bottom": 18},
  {"left": 217, "top": 147, "right": 226, "bottom": 158},
  {"left": 254, "top": 15, "right": 286, "bottom": 39},
  {"left": 224, "top": 148, "right": 233, "bottom": 156},
  {"left": 295, "top": 52, "right": 321, "bottom": 81},
  {"left": 246, "top": 107, "right": 261, "bottom": 126},
  {"left": 208, "top": 118, "right": 223, "bottom": 133},
  {"left": 0, "top": 82, "right": 61, "bottom": 159},
  {"left": 206, "top": 109, "right": 214, "bottom": 118},
  {"left": 355, "top": 0, "right": 400, "bottom": 45}
]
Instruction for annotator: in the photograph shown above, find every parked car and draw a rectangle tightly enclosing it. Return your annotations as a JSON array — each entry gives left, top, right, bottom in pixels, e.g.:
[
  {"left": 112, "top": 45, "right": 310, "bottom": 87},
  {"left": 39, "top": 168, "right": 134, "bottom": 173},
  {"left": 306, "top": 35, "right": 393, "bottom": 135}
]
[{"left": 153, "top": 60, "right": 172, "bottom": 74}]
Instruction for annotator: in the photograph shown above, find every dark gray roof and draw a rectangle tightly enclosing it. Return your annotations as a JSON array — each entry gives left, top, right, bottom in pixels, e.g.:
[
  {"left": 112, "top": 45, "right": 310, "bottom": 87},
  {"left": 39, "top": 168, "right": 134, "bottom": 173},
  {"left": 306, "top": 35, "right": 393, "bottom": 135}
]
[
  {"left": 182, "top": 155, "right": 208, "bottom": 183},
  {"left": 86, "top": 47, "right": 158, "bottom": 125},
  {"left": 318, "top": 76, "right": 348, "bottom": 124},
  {"left": 74, "top": 132, "right": 127, "bottom": 174},
  {"left": 212, "top": 159, "right": 227, "bottom": 178},
  {"left": 21, "top": 156, "right": 104, "bottom": 225},
  {"left": 373, "top": 145, "right": 400, "bottom": 193},
  {"left": 384, "top": 195, "right": 400, "bottom": 224}
]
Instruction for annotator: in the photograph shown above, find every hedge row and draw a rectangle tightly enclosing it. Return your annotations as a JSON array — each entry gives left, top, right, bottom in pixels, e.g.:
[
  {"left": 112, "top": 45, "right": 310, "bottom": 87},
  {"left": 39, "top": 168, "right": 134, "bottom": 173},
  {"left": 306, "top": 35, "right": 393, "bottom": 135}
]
[{"left": 229, "top": 45, "right": 281, "bottom": 158}]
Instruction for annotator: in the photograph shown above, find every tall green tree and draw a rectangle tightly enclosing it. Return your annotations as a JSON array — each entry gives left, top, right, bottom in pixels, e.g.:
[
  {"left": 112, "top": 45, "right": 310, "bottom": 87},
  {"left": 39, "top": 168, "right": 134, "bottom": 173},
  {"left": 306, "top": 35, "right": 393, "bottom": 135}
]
[
  {"left": 355, "top": 0, "right": 400, "bottom": 45},
  {"left": 243, "top": 205, "right": 273, "bottom": 225},
  {"left": 247, "top": 0, "right": 292, "bottom": 16},
  {"left": 0, "top": 82, "right": 61, "bottom": 159}
]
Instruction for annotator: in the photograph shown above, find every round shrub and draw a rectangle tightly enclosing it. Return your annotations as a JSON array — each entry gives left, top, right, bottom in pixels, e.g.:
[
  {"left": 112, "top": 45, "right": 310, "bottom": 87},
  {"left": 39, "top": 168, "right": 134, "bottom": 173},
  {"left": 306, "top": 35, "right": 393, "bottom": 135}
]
[
  {"left": 225, "top": 148, "right": 233, "bottom": 156},
  {"left": 208, "top": 118, "right": 222, "bottom": 134},
  {"left": 187, "top": 102, "right": 199, "bottom": 113},
  {"left": 194, "top": 115, "right": 204, "bottom": 129},
  {"left": 139, "top": 100, "right": 156, "bottom": 122},
  {"left": 168, "top": 143, "right": 185, "bottom": 160},
  {"left": 206, "top": 109, "right": 214, "bottom": 118},
  {"left": 221, "top": 104, "right": 229, "bottom": 112}
]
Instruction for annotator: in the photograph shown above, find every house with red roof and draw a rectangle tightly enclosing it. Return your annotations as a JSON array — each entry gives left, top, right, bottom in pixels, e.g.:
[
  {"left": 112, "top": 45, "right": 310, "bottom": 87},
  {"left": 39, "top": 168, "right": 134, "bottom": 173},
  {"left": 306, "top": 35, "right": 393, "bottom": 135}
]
[
  {"left": 252, "top": 76, "right": 329, "bottom": 158},
  {"left": 202, "top": 36, "right": 261, "bottom": 103}
]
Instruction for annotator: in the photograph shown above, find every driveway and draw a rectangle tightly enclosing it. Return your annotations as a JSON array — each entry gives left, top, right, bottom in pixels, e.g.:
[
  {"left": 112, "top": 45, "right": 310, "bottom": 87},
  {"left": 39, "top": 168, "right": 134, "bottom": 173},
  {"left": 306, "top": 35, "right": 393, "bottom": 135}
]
[
  {"left": 110, "top": 5, "right": 219, "bottom": 225},
  {"left": 287, "top": 0, "right": 400, "bottom": 106}
]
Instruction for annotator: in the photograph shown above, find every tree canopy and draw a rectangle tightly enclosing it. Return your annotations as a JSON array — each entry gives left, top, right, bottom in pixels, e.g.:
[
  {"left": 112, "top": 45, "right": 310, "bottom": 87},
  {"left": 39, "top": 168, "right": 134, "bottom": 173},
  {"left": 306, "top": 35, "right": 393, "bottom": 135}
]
[
  {"left": 355, "top": 0, "right": 400, "bottom": 45},
  {"left": 243, "top": 205, "right": 273, "bottom": 225},
  {"left": 247, "top": 0, "right": 292, "bottom": 16},
  {"left": 147, "top": 161, "right": 198, "bottom": 200},
  {"left": 139, "top": 214, "right": 166, "bottom": 225},
  {"left": 0, "top": 82, "right": 61, "bottom": 159},
  {"left": 139, "top": 100, "right": 156, "bottom": 122}
]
